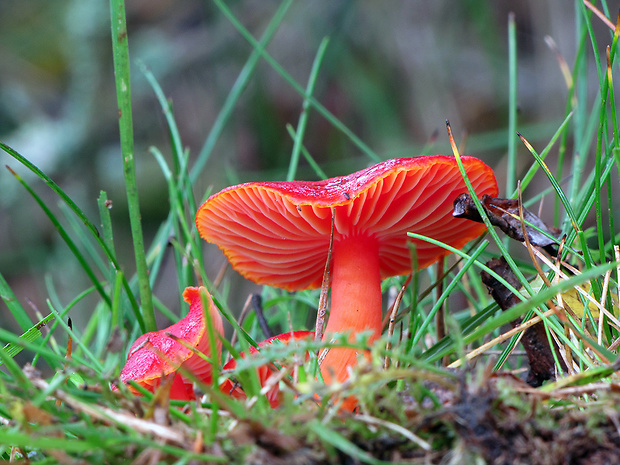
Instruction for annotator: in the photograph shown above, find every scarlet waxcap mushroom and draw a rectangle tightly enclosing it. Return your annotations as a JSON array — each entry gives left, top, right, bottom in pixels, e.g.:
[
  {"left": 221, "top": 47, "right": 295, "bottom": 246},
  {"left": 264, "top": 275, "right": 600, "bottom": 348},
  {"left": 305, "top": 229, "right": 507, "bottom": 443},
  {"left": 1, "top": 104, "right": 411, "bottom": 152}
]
[
  {"left": 119, "top": 286, "right": 224, "bottom": 400},
  {"left": 196, "top": 156, "right": 497, "bottom": 395},
  {"left": 220, "top": 330, "right": 314, "bottom": 408}
]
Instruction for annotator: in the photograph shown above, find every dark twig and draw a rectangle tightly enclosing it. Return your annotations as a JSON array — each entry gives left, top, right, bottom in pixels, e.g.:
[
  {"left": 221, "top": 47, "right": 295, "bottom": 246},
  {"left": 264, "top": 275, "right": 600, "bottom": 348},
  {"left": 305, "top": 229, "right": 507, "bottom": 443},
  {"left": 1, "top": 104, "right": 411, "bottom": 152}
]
[
  {"left": 315, "top": 207, "right": 335, "bottom": 343},
  {"left": 453, "top": 193, "right": 561, "bottom": 256},
  {"left": 481, "top": 257, "right": 567, "bottom": 386},
  {"left": 252, "top": 294, "right": 274, "bottom": 339}
]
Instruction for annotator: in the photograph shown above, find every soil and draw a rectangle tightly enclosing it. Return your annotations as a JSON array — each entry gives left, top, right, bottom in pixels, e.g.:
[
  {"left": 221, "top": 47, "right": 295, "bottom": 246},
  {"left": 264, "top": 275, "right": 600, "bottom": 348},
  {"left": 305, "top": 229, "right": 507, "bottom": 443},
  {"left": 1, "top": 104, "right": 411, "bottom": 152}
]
[{"left": 238, "top": 374, "right": 620, "bottom": 465}]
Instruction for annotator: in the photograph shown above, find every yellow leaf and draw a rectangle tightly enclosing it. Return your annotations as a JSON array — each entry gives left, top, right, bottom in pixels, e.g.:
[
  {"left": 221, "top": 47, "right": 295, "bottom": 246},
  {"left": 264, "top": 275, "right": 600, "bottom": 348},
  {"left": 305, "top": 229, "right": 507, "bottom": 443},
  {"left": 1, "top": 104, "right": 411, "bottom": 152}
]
[
  {"left": 524, "top": 276, "right": 618, "bottom": 319},
  {"left": 560, "top": 283, "right": 618, "bottom": 318}
]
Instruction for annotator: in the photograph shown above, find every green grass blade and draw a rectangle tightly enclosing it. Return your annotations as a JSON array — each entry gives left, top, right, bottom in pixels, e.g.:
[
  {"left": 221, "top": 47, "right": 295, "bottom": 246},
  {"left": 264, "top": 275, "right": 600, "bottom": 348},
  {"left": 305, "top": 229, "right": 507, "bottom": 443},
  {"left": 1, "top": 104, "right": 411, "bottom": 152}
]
[
  {"left": 409, "top": 240, "right": 488, "bottom": 350},
  {"left": 517, "top": 133, "right": 595, "bottom": 273},
  {"left": 506, "top": 12, "right": 518, "bottom": 199},
  {"left": 461, "top": 262, "right": 617, "bottom": 363},
  {"left": 422, "top": 302, "right": 499, "bottom": 362},
  {"left": 0, "top": 272, "right": 32, "bottom": 332},
  {"left": 5, "top": 165, "right": 112, "bottom": 311},
  {"left": 409, "top": 232, "right": 611, "bottom": 364},
  {"left": 287, "top": 37, "right": 330, "bottom": 181},
  {"left": 139, "top": 63, "right": 199, "bottom": 216},
  {"left": 138, "top": 61, "right": 185, "bottom": 175},
  {"left": 46, "top": 300, "right": 103, "bottom": 372},
  {"left": 0, "top": 431, "right": 96, "bottom": 453},
  {"left": 1, "top": 313, "right": 55, "bottom": 362},
  {"left": 212, "top": 0, "right": 381, "bottom": 163},
  {"left": 449, "top": 132, "right": 534, "bottom": 298},
  {"left": 309, "top": 420, "right": 396, "bottom": 465},
  {"left": 421, "top": 260, "right": 617, "bottom": 364},
  {"left": 97, "top": 191, "right": 117, "bottom": 280},
  {"left": 0, "top": 326, "right": 91, "bottom": 370},
  {"left": 60, "top": 203, "right": 109, "bottom": 276},
  {"left": 109, "top": 0, "right": 155, "bottom": 332},
  {"left": 191, "top": 0, "right": 295, "bottom": 182},
  {"left": 515, "top": 111, "right": 573, "bottom": 196},
  {"left": 286, "top": 124, "right": 328, "bottom": 179}
]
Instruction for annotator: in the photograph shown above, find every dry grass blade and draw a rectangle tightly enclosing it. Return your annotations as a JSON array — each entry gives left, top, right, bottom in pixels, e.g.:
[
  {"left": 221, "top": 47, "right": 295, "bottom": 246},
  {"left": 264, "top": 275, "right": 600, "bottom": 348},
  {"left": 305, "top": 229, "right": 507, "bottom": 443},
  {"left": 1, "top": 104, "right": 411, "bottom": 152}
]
[
  {"left": 583, "top": 0, "right": 616, "bottom": 31},
  {"left": 552, "top": 237, "right": 576, "bottom": 373},
  {"left": 545, "top": 35, "right": 573, "bottom": 91},
  {"left": 354, "top": 413, "right": 432, "bottom": 451},
  {"left": 598, "top": 269, "right": 612, "bottom": 346},
  {"left": 517, "top": 182, "right": 551, "bottom": 288},
  {"left": 549, "top": 382, "right": 620, "bottom": 398},
  {"left": 447, "top": 308, "right": 556, "bottom": 369},
  {"left": 228, "top": 293, "right": 253, "bottom": 353},
  {"left": 212, "top": 261, "right": 228, "bottom": 289},
  {"left": 529, "top": 247, "right": 620, "bottom": 333},
  {"left": 523, "top": 247, "right": 615, "bottom": 364},
  {"left": 616, "top": 245, "right": 620, "bottom": 319},
  {"left": 257, "top": 366, "right": 291, "bottom": 401},
  {"left": 445, "top": 120, "right": 459, "bottom": 157},
  {"left": 511, "top": 380, "right": 620, "bottom": 399},
  {"left": 29, "top": 378, "right": 187, "bottom": 444},
  {"left": 384, "top": 275, "right": 411, "bottom": 369},
  {"left": 315, "top": 207, "right": 335, "bottom": 344},
  {"left": 57, "top": 318, "right": 74, "bottom": 408}
]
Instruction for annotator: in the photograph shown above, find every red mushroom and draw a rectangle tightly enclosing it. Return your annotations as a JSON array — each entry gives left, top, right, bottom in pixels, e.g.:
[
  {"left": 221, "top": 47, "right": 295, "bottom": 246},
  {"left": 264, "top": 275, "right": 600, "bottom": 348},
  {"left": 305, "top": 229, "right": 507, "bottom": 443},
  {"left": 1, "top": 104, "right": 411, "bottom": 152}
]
[
  {"left": 118, "top": 286, "right": 224, "bottom": 400},
  {"left": 196, "top": 156, "right": 497, "bottom": 405},
  {"left": 220, "top": 330, "right": 314, "bottom": 408}
]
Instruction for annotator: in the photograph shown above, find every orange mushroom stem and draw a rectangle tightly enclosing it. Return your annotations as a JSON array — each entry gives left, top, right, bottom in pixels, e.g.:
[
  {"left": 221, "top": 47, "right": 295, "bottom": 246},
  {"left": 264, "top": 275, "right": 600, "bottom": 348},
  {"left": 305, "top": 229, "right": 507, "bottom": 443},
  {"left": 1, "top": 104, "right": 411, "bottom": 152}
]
[{"left": 321, "top": 235, "right": 381, "bottom": 384}]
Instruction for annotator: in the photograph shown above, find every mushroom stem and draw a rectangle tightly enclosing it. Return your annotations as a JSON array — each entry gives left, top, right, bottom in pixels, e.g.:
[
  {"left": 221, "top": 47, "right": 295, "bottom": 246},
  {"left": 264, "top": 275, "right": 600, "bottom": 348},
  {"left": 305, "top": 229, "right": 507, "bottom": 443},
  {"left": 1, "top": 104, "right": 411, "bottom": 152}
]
[{"left": 321, "top": 234, "right": 382, "bottom": 385}]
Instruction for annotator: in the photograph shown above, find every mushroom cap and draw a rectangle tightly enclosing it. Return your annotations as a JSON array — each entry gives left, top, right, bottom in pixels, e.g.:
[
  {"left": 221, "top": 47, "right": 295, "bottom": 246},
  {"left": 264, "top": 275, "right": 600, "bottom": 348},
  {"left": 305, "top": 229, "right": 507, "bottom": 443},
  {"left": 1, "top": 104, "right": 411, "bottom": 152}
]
[
  {"left": 220, "top": 330, "right": 314, "bottom": 407},
  {"left": 196, "top": 156, "right": 497, "bottom": 291},
  {"left": 119, "top": 286, "right": 223, "bottom": 400}
]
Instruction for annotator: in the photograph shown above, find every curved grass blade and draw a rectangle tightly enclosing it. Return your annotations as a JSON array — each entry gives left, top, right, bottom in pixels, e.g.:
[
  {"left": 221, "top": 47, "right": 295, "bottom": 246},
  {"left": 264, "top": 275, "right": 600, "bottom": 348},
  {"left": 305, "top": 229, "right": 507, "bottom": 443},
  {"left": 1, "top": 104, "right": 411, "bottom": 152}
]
[
  {"left": 447, "top": 121, "right": 534, "bottom": 297},
  {"left": 516, "top": 111, "right": 573, "bottom": 196},
  {"left": 0, "top": 272, "right": 32, "bottom": 332},
  {"left": 517, "top": 132, "right": 600, "bottom": 299},
  {"left": 5, "top": 165, "right": 112, "bottom": 313},
  {"left": 1, "top": 143, "right": 143, "bottom": 330}
]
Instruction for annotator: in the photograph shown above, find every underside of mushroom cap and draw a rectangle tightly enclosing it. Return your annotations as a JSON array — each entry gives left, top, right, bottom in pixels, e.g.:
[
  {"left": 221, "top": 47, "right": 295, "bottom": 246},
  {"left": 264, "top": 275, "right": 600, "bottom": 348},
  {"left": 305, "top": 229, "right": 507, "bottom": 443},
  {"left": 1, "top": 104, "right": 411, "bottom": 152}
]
[{"left": 196, "top": 156, "right": 498, "bottom": 291}]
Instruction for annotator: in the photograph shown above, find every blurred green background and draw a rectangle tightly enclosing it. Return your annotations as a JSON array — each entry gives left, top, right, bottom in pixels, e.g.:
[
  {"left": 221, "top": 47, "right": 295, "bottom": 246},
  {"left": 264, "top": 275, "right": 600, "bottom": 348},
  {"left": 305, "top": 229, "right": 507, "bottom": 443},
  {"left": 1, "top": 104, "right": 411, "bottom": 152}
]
[{"left": 0, "top": 1, "right": 594, "bottom": 333}]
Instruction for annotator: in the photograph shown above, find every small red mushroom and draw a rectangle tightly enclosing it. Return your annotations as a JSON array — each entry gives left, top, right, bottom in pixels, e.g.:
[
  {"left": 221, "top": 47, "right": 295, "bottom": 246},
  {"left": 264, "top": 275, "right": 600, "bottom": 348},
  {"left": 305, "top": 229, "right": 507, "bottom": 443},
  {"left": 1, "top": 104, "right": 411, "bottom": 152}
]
[
  {"left": 220, "top": 330, "right": 314, "bottom": 408},
  {"left": 118, "top": 286, "right": 224, "bottom": 400},
  {"left": 196, "top": 156, "right": 497, "bottom": 408}
]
